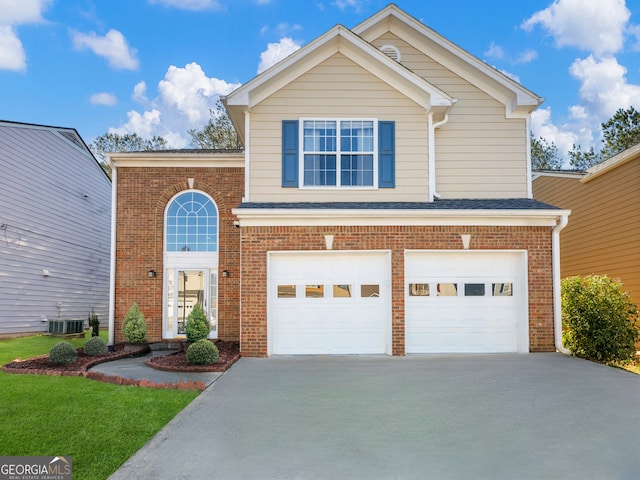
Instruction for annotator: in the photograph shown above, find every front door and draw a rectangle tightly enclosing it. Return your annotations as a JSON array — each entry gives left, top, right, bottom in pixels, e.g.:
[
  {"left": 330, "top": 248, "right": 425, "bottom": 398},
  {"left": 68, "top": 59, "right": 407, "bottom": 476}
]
[{"left": 165, "top": 268, "right": 218, "bottom": 339}]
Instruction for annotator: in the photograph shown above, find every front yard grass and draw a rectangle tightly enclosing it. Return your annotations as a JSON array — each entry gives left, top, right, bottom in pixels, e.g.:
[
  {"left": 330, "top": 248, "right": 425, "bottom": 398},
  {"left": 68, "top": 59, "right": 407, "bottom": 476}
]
[{"left": 0, "top": 332, "right": 199, "bottom": 480}]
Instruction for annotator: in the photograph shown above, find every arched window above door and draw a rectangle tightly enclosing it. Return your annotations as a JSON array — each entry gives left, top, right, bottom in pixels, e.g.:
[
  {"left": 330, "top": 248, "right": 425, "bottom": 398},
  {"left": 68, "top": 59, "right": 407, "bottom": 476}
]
[{"left": 165, "top": 191, "right": 218, "bottom": 252}]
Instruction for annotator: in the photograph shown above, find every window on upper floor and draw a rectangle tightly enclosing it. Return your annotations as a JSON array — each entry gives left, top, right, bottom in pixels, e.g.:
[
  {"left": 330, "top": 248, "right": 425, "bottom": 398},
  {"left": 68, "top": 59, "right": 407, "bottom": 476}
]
[
  {"left": 282, "top": 119, "right": 395, "bottom": 189},
  {"left": 302, "top": 119, "right": 375, "bottom": 187}
]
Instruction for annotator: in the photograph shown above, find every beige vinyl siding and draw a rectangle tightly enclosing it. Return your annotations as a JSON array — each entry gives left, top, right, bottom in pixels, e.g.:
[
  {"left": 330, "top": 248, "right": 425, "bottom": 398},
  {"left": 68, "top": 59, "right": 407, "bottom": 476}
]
[
  {"left": 533, "top": 162, "right": 640, "bottom": 303},
  {"left": 373, "top": 32, "right": 529, "bottom": 199},
  {"left": 248, "top": 53, "right": 430, "bottom": 203}
]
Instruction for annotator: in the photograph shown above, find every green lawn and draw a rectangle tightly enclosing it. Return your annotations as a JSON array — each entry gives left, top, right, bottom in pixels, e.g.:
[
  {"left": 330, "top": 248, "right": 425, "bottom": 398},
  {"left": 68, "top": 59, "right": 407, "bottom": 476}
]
[{"left": 0, "top": 332, "right": 199, "bottom": 480}]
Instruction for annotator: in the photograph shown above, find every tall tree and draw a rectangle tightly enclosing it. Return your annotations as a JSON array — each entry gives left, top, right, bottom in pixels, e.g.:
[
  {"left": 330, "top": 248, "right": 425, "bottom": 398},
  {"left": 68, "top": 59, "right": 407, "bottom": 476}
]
[
  {"left": 188, "top": 100, "right": 242, "bottom": 150},
  {"left": 530, "top": 133, "right": 562, "bottom": 170},
  {"left": 568, "top": 106, "right": 640, "bottom": 169},
  {"left": 568, "top": 144, "right": 602, "bottom": 171},
  {"left": 600, "top": 106, "right": 640, "bottom": 159},
  {"left": 89, "top": 132, "right": 168, "bottom": 178}
]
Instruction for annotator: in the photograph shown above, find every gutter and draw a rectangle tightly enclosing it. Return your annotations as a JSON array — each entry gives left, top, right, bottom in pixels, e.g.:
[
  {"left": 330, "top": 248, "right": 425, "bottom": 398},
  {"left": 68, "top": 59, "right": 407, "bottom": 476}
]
[
  {"left": 553, "top": 211, "right": 571, "bottom": 355},
  {"left": 108, "top": 159, "right": 117, "bottom": 347}
]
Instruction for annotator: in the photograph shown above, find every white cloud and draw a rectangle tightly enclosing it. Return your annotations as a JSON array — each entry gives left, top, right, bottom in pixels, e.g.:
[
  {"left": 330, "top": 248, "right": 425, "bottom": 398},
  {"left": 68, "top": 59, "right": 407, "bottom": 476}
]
[
  {"left": 132, "top": 81, "right": 148, "bottom": 104},
  {"left": 0, "top": 26, "right": 26, "bottom": 71},
  {"left": 333, "top": 0, "right": 363, "bottom": 12},
  {"left": 531, "top": 107, "right": 591, "bottom": 166},
  {"left": 112, "top": 62, "right": 241, "bottom": 147},
  {"left": 110, "top": 109, "right": 162, "bottom": 138},
  {"left": 514, "top": 49, "right": 538, "bottom": 64},
  {"left": 257, "top": 37, "right": 301, "bottom": 74},
  {"left": 71, "top": 29, "right": 139, "bottom": 70},
  {"left": 0, "top": 0, "right": 51, "bottom": 71},
  {"left": 522, "top": 0, "right": 630, "bottom": 57},
  {"left": 484, "top": 41, "right": 504, "bottom": 60},
  {"left": 569, "top": 55, "right": 640, "bottom": 120},
  {"left": 0, "top": 0, "right": 50, "bottom": 24},
  {"left": 159, "top": 62, "right": 240, "bottom": 124},
  {"left": 147, "top": 0, "right": 222, "bottom": 10},
  {"left": 90, "top": 92, "right": 118, "bottom": 106}
]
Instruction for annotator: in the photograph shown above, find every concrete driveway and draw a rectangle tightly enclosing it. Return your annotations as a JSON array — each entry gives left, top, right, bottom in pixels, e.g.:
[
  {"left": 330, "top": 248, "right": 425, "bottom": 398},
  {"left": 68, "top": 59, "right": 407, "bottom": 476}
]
[{"left": 109, "top": 354, "right": 640, "bottom": 480}]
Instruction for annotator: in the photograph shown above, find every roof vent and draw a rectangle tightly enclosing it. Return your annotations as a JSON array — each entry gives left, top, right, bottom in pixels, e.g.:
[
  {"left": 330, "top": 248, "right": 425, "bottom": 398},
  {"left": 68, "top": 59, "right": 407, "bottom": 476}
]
[{"left": 379, "top": 44, "right": 401, "bottom": 62}]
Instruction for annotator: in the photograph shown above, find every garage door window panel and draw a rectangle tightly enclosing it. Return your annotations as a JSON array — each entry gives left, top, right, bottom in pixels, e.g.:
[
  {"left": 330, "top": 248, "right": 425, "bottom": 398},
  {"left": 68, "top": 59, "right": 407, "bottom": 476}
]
[
  {"left": 277, "top": 285, "right": 297, "bottom": 298},
  {"left": 493, "top": 283, "right": 513, "bottom": 296},
  {"left": 305, "top": 285, "right": 324, "bottom": 298},
  {"left": 409, "top": 283, "right": 430, "bottom": 296},
  {"left": 361, "top": 284, "right": 380, "bottom": 297},
  {"left": 464, "top": 283, "right": 486, "bottom": 296},
  {"left": 437, "top": 283, "right": 458, "bottom": 296},
  {"left": 333, "top": 284, "right": 352, "bottom": 298}
]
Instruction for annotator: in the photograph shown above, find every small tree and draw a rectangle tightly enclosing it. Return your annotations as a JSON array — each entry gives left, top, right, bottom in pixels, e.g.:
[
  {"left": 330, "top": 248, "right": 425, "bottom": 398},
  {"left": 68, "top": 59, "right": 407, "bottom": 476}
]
[
  {"left": 185, "top": 304, "right": 210, "bottom": 342},
  {"left": 121, "top": 303, "right": 147, "bottom": 344},
  {"left": 88, "top": 309, "right": 100, "bottom": 337},
  {"left": 562, "top": 275, "right": 639, "bottom": 364}
]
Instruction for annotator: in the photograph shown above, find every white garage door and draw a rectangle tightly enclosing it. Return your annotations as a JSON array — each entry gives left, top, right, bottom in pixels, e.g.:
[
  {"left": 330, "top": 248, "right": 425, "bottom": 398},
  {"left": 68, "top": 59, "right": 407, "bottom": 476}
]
[
  {"left": 269, "top": 251, "right": 391, "bottom": 355},
  {"left": 405, "top": 251, "right": 528, "bottom": 353}
]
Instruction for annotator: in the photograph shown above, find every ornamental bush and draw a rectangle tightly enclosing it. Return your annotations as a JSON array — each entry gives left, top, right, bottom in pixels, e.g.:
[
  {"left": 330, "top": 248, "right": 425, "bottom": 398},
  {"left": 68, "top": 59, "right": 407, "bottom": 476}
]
[
  {"left": 49, "top": 341, "right": 78, "bottom": 365},
  {"left": 84, "top": 336, "right": 108, "bottom": 356},
  {"left": 185, "top": 304, "right": 210, "bottom": 343},
  {"left": 186, "top": 339, "right": 219, "bottom": 365},
  {"left": 562, "top": 275, "right": 639, "bottom": 364},
  {"left": 122, "top": 303, "right": 147, "bottom": 344}
]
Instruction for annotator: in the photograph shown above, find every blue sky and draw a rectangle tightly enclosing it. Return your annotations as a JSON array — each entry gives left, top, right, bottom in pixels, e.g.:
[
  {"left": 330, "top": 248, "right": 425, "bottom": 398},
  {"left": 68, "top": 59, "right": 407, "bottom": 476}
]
[{"left": 2, "top": 0, "right": 640, "bottom": 162}]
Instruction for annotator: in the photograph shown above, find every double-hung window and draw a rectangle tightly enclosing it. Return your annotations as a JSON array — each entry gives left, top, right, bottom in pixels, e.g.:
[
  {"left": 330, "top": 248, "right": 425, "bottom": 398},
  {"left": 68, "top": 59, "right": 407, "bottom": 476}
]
[
  {"left": 302, "top": 119, "right": 376, "bottom": 188},
  {"left": 281, "top": 118, "right": 394, "bottom": 189}
]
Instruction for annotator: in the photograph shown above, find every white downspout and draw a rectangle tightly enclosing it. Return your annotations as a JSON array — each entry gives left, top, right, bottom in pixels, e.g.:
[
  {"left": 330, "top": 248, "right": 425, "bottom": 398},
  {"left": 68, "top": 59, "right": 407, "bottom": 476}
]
[
  {"left": 553, "top": 212, "right": 571, "bottom": 354},
  {"left": 428, "top": 112, "right": 450, "bottom": 202},
  {"left": 108, "top": 158, "right": 117, "bottom": 347},
  {"left": 243, "top": 110, "right": 250, "bottom": 202}
]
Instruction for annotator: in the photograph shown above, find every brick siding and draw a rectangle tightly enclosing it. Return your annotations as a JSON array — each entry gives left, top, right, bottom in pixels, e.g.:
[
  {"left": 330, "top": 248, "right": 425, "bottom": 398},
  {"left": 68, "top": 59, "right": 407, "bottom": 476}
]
[
  {"left": 114, "top": 166, "right": 243, "bottom": 344},
  {"left": 240, "top": 225, "right": 555, "bottom": 357}
]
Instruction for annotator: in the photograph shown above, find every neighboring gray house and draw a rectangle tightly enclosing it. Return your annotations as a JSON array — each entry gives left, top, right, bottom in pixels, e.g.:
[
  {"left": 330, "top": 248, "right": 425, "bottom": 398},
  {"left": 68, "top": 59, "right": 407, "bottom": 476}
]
[{"left": 0, "top": 120, "right": 111, "bottom": 336}]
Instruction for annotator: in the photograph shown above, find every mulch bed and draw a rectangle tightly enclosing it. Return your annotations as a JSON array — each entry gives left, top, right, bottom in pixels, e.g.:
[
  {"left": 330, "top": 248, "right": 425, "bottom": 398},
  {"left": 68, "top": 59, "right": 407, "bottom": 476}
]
[
  {"left": 2, "top": 340, "right": 240, "bottom": 377},
  {"left": 146, "top": 341, "right": 240, "bottom": 372},
  {"left": 2, "top": 343, "right": 148, "bottom": 377}
]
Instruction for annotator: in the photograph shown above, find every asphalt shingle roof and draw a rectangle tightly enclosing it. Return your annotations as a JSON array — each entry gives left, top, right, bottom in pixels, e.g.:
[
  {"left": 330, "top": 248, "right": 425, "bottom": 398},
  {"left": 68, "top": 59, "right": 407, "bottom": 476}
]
[{"left": 235, "top": 199, "right": 560, "bottom": 210}]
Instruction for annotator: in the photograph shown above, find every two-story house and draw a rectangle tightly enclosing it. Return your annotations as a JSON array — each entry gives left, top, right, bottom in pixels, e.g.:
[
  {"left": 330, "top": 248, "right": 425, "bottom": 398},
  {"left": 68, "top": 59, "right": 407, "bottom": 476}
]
[{"left": 109, "top": 4, "right": 569, "bottom": 356}]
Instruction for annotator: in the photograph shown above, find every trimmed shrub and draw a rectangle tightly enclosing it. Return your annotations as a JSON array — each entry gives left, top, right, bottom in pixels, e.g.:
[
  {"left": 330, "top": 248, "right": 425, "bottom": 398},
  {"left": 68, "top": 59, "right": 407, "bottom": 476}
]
[
  {"left": 185, "top": 304, "right": 210, "bottom": 343},
  {"left": 122, "top": 303, "right": 147, "bottom": 344},
  {"left": 186, "top": 339, "right": 219, "bottom": 365},
  {"left": 49, "top": 341, "right": 78, "bottom": 365},
  {"left": 562, "top": 275, "right": 639, "bottom": 364},
  {"left": 84, "top": 336, "right": 108, "bottom": 356}
]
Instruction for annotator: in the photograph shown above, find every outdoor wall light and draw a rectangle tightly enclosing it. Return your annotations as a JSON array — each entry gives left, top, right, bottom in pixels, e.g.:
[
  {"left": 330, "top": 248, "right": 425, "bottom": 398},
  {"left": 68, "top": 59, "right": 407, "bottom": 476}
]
[
  {"left": 222, "top": 270, "right": 230, "bottom": 278},
  {"left": 148, "top": 269, "right": 156, "bottom": 278}
]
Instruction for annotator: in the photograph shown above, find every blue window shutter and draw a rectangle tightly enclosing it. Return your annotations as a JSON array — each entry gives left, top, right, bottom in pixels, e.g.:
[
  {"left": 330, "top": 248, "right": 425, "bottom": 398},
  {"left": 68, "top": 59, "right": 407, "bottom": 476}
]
[
  {"left": 378, "top": 121, "right": 395, "bottom": 188},
  {"left": 282, "top": 120, "right": 299, "bottom": 187}
]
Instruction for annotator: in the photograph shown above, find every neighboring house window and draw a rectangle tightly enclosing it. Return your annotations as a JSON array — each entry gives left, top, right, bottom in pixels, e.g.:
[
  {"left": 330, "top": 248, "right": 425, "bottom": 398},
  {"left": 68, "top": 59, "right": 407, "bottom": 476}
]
[
  {"left": 165, "top": 191, "right": 218, "bottom": 252},
  {"left": 281, "top": 119, "right": 395, "bottom": 189}
]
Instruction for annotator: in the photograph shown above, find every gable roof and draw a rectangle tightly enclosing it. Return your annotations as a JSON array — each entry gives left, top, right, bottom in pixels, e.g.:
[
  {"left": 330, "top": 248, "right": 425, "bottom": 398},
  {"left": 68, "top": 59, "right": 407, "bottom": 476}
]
[
  {"left": 0, "top": 119, "right": 110, "bottom": 182},
  {"left": 352, "top": 4, "right": 543, "bottom": 118},
  {"left": 223, "top": 20, "right": 456, "bottom": 143}
]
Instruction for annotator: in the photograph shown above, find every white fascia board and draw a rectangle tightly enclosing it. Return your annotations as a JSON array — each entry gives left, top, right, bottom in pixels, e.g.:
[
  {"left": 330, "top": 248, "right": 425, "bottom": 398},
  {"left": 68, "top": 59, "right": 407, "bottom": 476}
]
[
  {"left": 108, "top": 152, "right": 245, "bottom": 169},
  {"left": 532, "top": 171, "right": 585, "bottom": 180},
  {"left": 353, "top": 5, "right": 542, "bottom": 115},
  {"left": 224, "top": 24, "right": 453, "bottom": 113},
  {"left": 581, "top": 143, "right": 640, "bottom": 183},
  {"left": 232, "top": 208, "right": 571, "bottom": 227}
]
